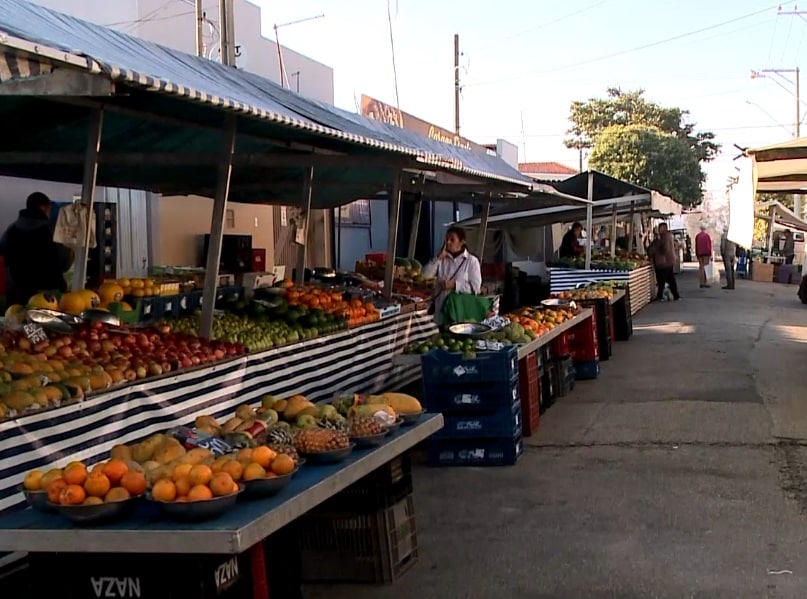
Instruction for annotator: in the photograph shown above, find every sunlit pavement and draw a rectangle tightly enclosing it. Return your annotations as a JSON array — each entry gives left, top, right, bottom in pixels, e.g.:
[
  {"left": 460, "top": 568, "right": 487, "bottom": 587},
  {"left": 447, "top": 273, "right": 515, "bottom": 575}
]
[{"left": 308, "top": 265, "right": 807, "bottom": 599}]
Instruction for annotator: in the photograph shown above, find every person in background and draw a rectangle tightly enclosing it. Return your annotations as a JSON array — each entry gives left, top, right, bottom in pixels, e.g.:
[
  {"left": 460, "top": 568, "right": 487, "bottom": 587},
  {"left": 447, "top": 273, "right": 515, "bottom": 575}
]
[
  {"left": 695, "top": 223, "right": 713, "bottom": 288},
  {"left": 783, "top": 229, "right": 796, "bottom": 265},
  {"left": 720, "top": 228, "right": 737, "bottom": 290},
  {"left": 422, "top": 226, "right": 482, "bottom": 323},
  {"left": 0, "top": 192, "right": 72, "bottom": 306},
  {"left": 652, "top": 223, "right": 680, "bottom": 301},
  {"left": 559, "top": 222, "right": 585, "bottom": 259}
]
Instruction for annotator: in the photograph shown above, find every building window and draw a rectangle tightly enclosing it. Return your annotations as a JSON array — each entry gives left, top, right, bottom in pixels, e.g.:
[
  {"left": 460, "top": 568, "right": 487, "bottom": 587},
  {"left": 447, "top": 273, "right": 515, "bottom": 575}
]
[
  {"left": 337, "top": 200, "right": 371, "bottom": 227},
  {"left": 225, "top": 209, "right": 235, "bottom": 229}
]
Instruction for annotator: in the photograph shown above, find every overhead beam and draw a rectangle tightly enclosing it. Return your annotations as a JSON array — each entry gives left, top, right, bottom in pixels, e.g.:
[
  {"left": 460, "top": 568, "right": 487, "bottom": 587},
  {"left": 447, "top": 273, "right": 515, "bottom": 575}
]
[{"left": 0, "top": 69, "right": 114, "bottom": 96}]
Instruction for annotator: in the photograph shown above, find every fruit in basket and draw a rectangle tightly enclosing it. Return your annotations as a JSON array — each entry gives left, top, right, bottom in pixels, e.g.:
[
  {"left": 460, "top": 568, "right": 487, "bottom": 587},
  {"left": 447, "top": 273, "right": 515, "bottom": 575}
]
[
  {"left": 283, "top": 394, "right": 316, "bottom": 420},
  {"left": 84, "top": 472, "right": 111, "bottom": 498},
  {"left": 63, "top": 462, "right": 88, "bottom": 486},
  {"left": 266, "top": 443, "right": 300, "bottom": 465},
  {"left": 23, "top": 469, "right": 44, "bottom": 491},
  {"left": 294, "top": 414, "right": 318, "bottom": 429},
  {"left": 58, "top": 292, "right": 88, "bottom": 315},
  {"left": 152, "top": 479, "right": 177, "bottom": 502},
  {"left": 28, "top": 293, "right": 59, "bottom": 310},
  {"left": 47, "top": 478, "right": 67, "bottom": 503},
  {"left": 348, "top": 415, "right": 385, "bottom": 437},
  {"left": 348, "top": 403, "right": 396, "bottom": 421},
  {"left": 271, "top": 454, "right": 295, "bottom": 475},
  {"left": 243, "top": 462, "right": 266, "bottom": 481},
  {"left": 294, "top": 428, "right": 349, "bottom": 453},
  {"left": 366, "top": 392, "right": 421, "bottom": 415},
  {"left": 98, "top": 282, "right": 125, "bottom": 304},
  {"left": 266, "top": 423, "right": 295, "bottom": 445},
  {"left": 251, "top": 446, "right": 277, "bottom": 468},
  {"left": 235, "top": 404, "right": 255, "bottom": 420},
  {"left": 58, "top": 484, "right": 86, "bottom": 505}
]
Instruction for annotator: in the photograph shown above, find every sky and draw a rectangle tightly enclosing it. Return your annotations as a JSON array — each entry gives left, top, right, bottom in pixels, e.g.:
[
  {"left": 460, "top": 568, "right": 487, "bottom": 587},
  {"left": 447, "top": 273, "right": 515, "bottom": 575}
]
[{"left": 253, "top": 0, "right": 807, "bottom": 197}]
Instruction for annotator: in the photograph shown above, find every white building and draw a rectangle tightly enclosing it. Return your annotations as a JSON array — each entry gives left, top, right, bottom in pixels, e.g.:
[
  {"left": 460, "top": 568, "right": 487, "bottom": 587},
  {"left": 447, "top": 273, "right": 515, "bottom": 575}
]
[{"left": 1, "top": 0, "right": 335, "bottom": 276}]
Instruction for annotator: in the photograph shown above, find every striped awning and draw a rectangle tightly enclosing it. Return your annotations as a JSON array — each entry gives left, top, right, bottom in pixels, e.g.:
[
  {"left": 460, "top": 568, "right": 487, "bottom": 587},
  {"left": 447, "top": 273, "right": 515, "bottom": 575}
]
[
  {"left": 747, "top": 137, "right": 807, "bottom": 194},
  {"left": 0, "top": 50, "right": 52, "bottom": 83}
]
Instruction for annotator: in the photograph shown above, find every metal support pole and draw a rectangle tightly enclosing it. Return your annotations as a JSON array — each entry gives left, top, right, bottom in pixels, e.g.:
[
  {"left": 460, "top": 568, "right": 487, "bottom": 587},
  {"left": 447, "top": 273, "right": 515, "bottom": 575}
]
[
  {"left": 219, "top": 0, "right": 236, "bottom": 66},
  {"left": 585, "top": 171, "right": 594, "bottom": 270},
  {"left": 199, "top": 116, "right": 237, "bottom": 339},
  {"left": 610, "top": 203, "right": 618, "bottom": 258},
  {"left": 294, "top": 166, "right": 314, "bottom": 284},
  {"left": 476, "top": 197, "right": 491, "bottom": 259},
  {"left": 383, "top": 173, "right": 403, "bottom": 300},
  {"left": 72, "top": 108, "right": 103, "bottom": 291},
  {"left": 767, "top": 206, "right": 776, "bottom": 257},
  {"left": 407, "top": 193, "right": 422, "bottom": 259},
  {"left": 795, "top": 67, "right": 802, "bottom": 218},
  {"left": 195, "top": 0, "right": 204, "bottom": 57},
  {"left": 627, "top": 201, "right": 636, "bottom": 253}
]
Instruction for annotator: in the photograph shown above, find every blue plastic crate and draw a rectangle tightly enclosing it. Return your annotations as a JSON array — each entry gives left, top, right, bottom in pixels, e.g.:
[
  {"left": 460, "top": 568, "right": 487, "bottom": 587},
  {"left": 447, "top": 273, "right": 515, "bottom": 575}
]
[
  {"left": 156, "top": 295, "right": 180, "bottom": 319},
  {"left": 427, "top": 434, "right": 524, "bottom": 467},
  {"left": 127, "top": 296, "right": 157, "bottom": 322},
  {"left": 423, "top": 379, "right": 519, "bottom": 413},
  {"left": 435, "top": 400, "right": 522, "bottom": 439},
  {"left": 178, "top": 290, "right": 202, "bottom": 315},
  {"left": 421, "top": 346, "right": 519, "bottom": 386},
  {"left": 574, "top": 360, "right": 600, "bottom": 380}
]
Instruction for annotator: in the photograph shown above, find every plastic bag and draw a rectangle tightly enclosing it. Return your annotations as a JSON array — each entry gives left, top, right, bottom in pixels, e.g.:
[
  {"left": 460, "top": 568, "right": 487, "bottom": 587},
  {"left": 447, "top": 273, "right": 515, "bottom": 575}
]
[{"left": 704, "top": 261, "right": 719, "bottom": 285}]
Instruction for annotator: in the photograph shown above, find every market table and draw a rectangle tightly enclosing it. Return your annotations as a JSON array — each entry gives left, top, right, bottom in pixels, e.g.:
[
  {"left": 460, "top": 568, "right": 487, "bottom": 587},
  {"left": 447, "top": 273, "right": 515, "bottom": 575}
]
[
  {"left": 515, "top": 308, "right": 593, "bottom": 359},
  {"left": 0, "top": 414, "right": 443, "bottom": 599},
  {"left": 0, "top": 311, "right": 438, "bottom": 517},
  {"left": 549, "top": 265, "right": 653, "bottom": 315}
]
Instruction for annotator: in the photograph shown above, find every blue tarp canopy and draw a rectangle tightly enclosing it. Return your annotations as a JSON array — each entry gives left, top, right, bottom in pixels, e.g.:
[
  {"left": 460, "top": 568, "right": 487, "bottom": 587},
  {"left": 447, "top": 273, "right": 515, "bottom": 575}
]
[{"left": 0, "top": 0, "right": 532, "bottom": 207}]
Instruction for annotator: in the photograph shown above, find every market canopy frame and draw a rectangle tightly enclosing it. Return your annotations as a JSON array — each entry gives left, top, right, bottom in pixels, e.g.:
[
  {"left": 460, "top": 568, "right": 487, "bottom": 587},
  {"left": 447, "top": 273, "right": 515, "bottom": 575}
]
[{"left": 746, "top": 136, "right": 807, "bottom": 194}]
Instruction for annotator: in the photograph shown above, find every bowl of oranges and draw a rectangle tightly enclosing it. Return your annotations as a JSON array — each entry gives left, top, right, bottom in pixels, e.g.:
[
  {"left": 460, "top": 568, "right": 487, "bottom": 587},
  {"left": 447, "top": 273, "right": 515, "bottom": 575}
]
[
  {"left": 146, "top": 462, "right": 244, "bottom": 522},
  {"left": 235, "top": 446, "right": 300, "bottom": 498},
  {"left": 23, "top": 459, "right": 147, "bottom": 525}
]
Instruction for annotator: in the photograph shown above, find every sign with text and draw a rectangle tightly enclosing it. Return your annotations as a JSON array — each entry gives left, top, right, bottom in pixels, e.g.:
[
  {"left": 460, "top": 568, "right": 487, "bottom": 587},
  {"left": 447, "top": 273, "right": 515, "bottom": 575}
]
[{"left": 360, "top": 94, "right": 487, "bottom": 154}]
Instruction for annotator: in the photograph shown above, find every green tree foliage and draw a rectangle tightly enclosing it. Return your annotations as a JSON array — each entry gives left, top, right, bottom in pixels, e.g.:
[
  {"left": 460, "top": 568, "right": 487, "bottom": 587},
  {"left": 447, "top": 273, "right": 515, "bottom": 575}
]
[{"left": 565, "top": 88, "right": 719, "bottom": 206}]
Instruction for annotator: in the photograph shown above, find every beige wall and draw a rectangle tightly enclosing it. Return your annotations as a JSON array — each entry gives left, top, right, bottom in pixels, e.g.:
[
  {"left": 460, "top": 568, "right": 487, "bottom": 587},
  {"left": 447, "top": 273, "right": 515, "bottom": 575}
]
[{"left": 158, "top": 196, "right": 275, "bottom": 268}]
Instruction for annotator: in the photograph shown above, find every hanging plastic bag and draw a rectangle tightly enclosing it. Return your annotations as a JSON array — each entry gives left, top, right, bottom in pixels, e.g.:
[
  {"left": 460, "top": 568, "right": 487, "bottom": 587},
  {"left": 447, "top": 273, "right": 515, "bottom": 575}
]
[{"left": 704, "top": 260, "right": 719, "bottom": 285}]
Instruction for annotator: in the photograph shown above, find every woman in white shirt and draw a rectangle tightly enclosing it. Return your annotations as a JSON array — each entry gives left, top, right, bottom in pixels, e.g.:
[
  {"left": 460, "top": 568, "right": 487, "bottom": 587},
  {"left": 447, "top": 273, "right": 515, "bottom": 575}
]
[{"left": 422, "top": 226, "right": 482, "bottom": 321}]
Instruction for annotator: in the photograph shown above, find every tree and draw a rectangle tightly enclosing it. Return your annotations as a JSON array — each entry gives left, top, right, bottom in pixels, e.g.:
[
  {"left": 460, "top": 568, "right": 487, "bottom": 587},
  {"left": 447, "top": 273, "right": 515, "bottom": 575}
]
[
  {"left": 588, "top": 124, "right": 704, "bottom": 206},
  {"left": 565, "top": 88, "right": 719, "bottom": 206}
]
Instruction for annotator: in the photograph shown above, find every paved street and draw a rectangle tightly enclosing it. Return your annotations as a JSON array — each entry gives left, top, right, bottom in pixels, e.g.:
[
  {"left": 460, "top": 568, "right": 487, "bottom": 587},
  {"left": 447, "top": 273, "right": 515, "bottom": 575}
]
[{"left": 308, "top": 265, "right": 807, "bottom": 599}]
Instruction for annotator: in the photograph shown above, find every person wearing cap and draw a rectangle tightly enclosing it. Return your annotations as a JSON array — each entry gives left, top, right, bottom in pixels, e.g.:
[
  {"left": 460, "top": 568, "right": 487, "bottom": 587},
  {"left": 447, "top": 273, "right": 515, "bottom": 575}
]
[{"left": 695, "top": 223, "right": 712, "bottom": 288}]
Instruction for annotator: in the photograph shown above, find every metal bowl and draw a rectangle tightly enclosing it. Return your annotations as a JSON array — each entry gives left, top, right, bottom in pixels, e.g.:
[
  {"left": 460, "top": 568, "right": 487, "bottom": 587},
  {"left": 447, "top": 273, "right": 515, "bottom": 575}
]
[
  {"left": 50, "top": 494, "right": 143, "bottom": 525},
  {"left": 19, "top": 485, "right": 57, "bottom": 513},
  {"left": 26, "top": 309, "right": 80, "bottom": 333},
  {"left": 384, "top": 418, "right": 404, "bottom": 436},
  {"left": 541, "top": 298, "right": 577, "bottom": 309},
  {"left": 350, "top": 432, "right": 388, "bottom": 448},
  {"left": 448, "top": 322, "right": 492, "bottom": 338},
  {"left": 400, "top": 411, "right": 424, "bottom": 426},
  {"left": 300, "top": 444, "right": 354, "bottom": 464},
  {"left": 149, "top": 485, "right": 244, "bottom": 522},
  {"left": 81, "top": 309, "right": 121, "bottom": 327},
  {"left": 241, "top": 468, "right": 298, "bottom": 498}
]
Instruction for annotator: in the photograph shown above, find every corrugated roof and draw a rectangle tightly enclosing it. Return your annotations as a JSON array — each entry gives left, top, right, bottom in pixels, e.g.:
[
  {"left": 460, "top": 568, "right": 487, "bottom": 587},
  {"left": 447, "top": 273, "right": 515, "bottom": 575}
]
[
  {"left": 518, "top": 161, "right": 578, "bottom": 175},
  {"left": 0, "top": 0, "right": 532, "bottom": 189}
]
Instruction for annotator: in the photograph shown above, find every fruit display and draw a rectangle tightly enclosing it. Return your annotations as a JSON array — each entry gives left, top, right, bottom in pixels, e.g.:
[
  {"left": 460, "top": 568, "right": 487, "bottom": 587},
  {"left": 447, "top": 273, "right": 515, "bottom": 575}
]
[
  {"left": 504, "top": 306, "right": 578, "bottom": 337},
  {"left": 555, "top": 250, "right": 648, "bottom": 271},
  {"left": 554, "top": 281, "right": 620, "bottom": 301},
  {"left": 0, "top": 323, "right": 244, "bottom": 421},
  {"left": 294, "top": 428, "right": 350, "bottom": 454},
  {"left": 365, "top": 392, "right": 422, "bottom": 415},
  {"left": 348, "top": 414, "right": 385, "bottom": 437}
]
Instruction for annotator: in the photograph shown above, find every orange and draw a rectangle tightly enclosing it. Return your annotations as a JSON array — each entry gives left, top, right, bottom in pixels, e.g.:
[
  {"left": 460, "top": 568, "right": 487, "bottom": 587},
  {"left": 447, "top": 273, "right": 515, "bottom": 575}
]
[
  {"left": 251, "top": 446, "right": 277, "bottom": 469},
  {"left": 47, "top": 478, "right": 67, "bottom": 504},
  {"left": 174, "top": 476, "right": 192, "bottom": 497},
  {"left": 103, "top": 459, "right": 129, "bottom": 485},
  {"left": 151, "top": 479, "right": 177, "bottom": 502},
  {"left": 221, "top": 460, "right": 243, "bottom": 482},
  {"left": 91, "top": 461, "right": 107, "bottom": 474},
  {"left": 236, "top": 448, "right": 253, "bottom": 462},
  {"left": 270, "top": 454, "right": 295, "bottom": 476},
  {"left": 231, "top": 481, "right": 240, "bottom": 494},
  {"left": 172, "top": 463, "right": 193, "bottom": 481},
  {"left": 187, "top": 485, "right": 213, "bottom": 502},
  {"left": 23, "top": 470, "right": 44, "bottom": 491},
  {"left": 209, "top": 473, "right": 235, "bottom": 497},
  {"left": 40, "top": 468, "right": 64, "bottom": 490},
  {"left": 63, "top": 463, "right": 88, "bottom": 486},
  {"left": 188, "top": 464, "right": 213, "bottom": 486},
  {"left": 242, "top": 462, "right": 266, "bottom": 481},
  {"left": 83, "top": 472, "right": 111, "bottom": 498},
  {"left": 59, "top": 484, "right": 86, "bottom": 505},
  {"left": 120, "top": 471, "right": 147, "bottom": 496},
  {"left": 82, "top": 496, "right": 103, "bottom": 505},
  {"left": 211, "top": 456, "right": 230, "bottom": 474},
  {"left": 104, "top": 487, "right": 131, "bottom": 502}
]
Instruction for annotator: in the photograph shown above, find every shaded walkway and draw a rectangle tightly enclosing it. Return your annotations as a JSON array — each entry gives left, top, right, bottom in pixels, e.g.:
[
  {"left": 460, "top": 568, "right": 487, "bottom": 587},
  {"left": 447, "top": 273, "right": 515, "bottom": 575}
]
[{"left": 309, "top": 267, "right": 807, "bottom": 599}]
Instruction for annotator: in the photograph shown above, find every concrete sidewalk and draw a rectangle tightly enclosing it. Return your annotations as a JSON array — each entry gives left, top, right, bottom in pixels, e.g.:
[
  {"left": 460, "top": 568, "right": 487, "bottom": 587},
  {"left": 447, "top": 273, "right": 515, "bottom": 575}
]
[{"left": 308, "top": 267, "right": 807, "bottom": 599}]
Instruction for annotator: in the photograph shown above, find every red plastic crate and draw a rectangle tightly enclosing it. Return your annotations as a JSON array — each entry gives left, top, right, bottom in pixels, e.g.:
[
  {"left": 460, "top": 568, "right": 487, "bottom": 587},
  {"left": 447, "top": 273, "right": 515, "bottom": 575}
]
[
  {"left": 570, "top": 314, "right": 599, "bottom": 362},
  {"left": 551, "top": 331, "right": 572, "bottom": 357},
  {"left": 519, "top": 353, "right": 541, "bottom": 436}
]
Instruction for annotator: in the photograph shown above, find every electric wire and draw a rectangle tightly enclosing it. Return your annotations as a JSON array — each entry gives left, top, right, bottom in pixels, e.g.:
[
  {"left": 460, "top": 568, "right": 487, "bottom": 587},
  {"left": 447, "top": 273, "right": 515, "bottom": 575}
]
[{"left": 386, "top": 0, "right": 402, "bottom": 114}]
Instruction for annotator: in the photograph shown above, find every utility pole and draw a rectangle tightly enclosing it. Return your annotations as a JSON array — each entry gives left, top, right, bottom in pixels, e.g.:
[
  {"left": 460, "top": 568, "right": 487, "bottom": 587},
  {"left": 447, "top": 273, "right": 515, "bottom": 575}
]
[
  {"left": 219, "top": 0, "right": 236, "bottom": 66},
  {"left": 454, "top": 33, "right": 461, "bottom": 136},
  {"left": 195, "top": 0, "right": 204, "bottom": 57}
]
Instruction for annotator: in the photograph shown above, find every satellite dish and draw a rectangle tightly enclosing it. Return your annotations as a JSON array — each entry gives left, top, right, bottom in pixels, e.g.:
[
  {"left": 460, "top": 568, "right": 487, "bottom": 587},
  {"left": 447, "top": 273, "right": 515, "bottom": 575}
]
[{"left": 236, "top": 45, "right": 249, "bottom": 70}]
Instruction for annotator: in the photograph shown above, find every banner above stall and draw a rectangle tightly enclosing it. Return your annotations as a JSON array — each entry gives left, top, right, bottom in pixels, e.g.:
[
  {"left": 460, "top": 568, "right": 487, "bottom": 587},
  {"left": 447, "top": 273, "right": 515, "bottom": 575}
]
[{"left": 0, "top": 0, "right": 532, "bottom": 207}]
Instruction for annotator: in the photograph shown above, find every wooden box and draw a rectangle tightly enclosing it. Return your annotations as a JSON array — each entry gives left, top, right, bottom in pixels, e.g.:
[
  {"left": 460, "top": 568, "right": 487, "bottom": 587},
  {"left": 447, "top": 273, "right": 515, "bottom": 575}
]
[{"left": 752, "top": 262, "right": 774, "bottom": 283}]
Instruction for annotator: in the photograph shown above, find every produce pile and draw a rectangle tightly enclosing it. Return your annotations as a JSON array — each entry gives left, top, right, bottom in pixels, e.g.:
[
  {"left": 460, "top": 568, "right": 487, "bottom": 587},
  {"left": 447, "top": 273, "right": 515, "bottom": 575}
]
[
  {"left": 20, "top": 390, "right": 424, "bottom": 520},
  {"left": 553, "top": 281, "right": 621, "bottom": 300},
  {"left": 0, "top": 322, "right": 243, "bottom": 421},
  {"left": 555, "top": 250, "right": 648, "bottom": 271},
  {"left": 356, "top": 257, "right": 434, "bottom": 299}
]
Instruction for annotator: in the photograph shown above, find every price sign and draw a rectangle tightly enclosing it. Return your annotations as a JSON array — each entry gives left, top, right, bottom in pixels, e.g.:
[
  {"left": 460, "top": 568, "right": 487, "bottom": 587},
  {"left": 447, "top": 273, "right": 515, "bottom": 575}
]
[{"left": 23, "top": 323, "right": 48, "bottom": 344}]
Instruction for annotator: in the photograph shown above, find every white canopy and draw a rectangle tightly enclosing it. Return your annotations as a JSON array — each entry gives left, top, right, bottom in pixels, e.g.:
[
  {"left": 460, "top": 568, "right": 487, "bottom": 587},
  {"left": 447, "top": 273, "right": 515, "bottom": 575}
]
[
  {"left": 747, "top": 137, "right": 807, "bottom": 193},
  {"left": 755, "top": 200, "right": 807, "bottom": 232}
]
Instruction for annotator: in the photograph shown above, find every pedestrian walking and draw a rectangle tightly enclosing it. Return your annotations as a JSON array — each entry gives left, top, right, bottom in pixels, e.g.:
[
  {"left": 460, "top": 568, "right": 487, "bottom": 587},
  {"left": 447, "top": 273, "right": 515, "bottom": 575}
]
[
  {"left": 695, "top": 223, "right": 712, "bottom": 288},
  {"left": 720, "top": 228, "right": 737, "bottom": 290},
  {"left": 783, "top": 229, "right": 796, "bottom": 265},
  {"left": 652, "top": 223, "right": 680, "bottom": 301}
]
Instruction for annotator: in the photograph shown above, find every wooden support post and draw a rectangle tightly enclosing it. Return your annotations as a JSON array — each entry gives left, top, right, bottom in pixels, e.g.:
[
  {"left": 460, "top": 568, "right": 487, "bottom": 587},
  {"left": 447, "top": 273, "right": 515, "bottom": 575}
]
[
  {"left": 199, "top": 116, "right": 237, "bottom": 339},
  {"left": 585, "top": 171, "right": 594, "bottom": 270},
  {"left": 384, "top": 173, "right": 403, "bottom": 300},
  {"left": 72, "top": 107, "right": 103, "bottom": 291},
  {"left": 476, "top": 198, "right": 491, "bottom": 259},
  {"left": 610, "top": 203, "right": 618, "bottom": 258},
  {"left": 407, "top": 193, "right": 423, "bottom": 259},
  {"left": 294, "top": 166, "right": 315, "bottom": 284}
]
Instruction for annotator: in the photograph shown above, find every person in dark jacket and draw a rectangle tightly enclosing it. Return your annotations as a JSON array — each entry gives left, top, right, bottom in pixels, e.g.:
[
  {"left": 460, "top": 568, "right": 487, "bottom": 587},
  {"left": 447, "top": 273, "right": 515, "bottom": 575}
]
[
  {"left": 0, "top": 192, "right": 73, "bottom": 306},
  {"left": 559, "top": 222, "right": 585, "bottom": 259}
]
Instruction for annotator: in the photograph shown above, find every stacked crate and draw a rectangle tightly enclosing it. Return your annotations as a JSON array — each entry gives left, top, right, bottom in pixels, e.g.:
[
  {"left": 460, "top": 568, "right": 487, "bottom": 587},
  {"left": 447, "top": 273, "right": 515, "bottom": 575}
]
[
  {"left": 570, "top": 314, "right": 600, "bottom": 380},
  {"left": 579, "top": 298, "right": 614, "bottom": 361},
  {"left": 422, "top": 346, "right": 523, "bottom": 467},
  {"left": 518, "top": 352, "right": 541, "bottom": 436},
  {"left": 613, "top": 286, "right": 633, "bottom": 341}
]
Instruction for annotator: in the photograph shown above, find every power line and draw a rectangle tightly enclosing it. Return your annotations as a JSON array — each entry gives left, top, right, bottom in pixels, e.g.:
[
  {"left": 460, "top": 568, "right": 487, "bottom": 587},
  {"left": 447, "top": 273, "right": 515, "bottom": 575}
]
[
  {"left": 488, "top": 0, "right": 610, "bottom": 49},
  {"left": 464, "top": 2, "right": 795, "bottom": 88}
]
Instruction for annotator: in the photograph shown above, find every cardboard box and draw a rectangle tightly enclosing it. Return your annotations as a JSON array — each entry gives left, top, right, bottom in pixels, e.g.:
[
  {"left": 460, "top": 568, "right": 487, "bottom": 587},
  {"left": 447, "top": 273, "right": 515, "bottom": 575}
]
[{"left": 752, "top": 262, "right": 774, "bottom": 283}]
